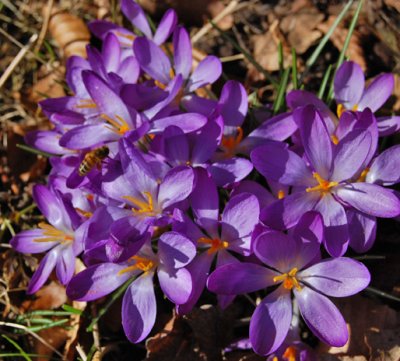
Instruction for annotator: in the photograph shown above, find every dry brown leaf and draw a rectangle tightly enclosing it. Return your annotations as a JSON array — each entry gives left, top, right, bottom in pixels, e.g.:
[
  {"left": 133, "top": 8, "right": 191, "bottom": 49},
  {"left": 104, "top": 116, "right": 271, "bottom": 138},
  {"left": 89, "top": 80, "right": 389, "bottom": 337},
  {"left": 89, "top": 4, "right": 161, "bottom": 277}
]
[
  {"left": 21, "top": 281, "right": 67, "bottom": 311},
  {"left": 47, "top": 7, "right": 90, "bottom": 59},
  {"left": 317, "top": 16, "right": 367, "bottom": 71},
  {"left": 207, "top": 0, "right": 234, "bottom": 31},
  {"left": 366, "top": 328, "right": 400, "bottom": 361}
]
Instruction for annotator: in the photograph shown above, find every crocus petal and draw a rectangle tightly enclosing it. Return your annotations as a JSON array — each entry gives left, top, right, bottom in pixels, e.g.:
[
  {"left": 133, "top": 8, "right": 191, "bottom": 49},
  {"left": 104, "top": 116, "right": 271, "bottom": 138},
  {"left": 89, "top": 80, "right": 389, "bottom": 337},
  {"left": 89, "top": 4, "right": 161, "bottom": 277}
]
[
  {"left": 133, "top": 37, "right": 171, "bottom": 85},
  {"left": 56, "top": 246, "right": 75, "bottom": 285},
  {"left": 294, "top": 287, "right": 348, "bottom": 347},
  {"left": 102, "top": 33, "right": 121, "bottom": 73},
  {"left": 187, "top": 56, "right": 222, "bottom": 92},
  {"left": 231, "top": 180, "right": 275, "bottom": 209},
  {"left": 163, "top": 126, "right": 189, "bottom": 166},
  {"left": 158, "top": 267, "right": 192, "bottom": 305},
  {"left": 251, "top": 142, "right": 314, "bottom": 187},
  {"left": 218, "top": 80, "right": 248, "bottom": 127},
  {"left": 151, "top": 113, "right": 207, "bottom": 134},
  {"left": 32, "top": 185, "right": 64, "bottom": 230},
  {"left": 300, "top": 257, "right": 370, "bottom": 297},
  {"left": 330, "top": 129, "right": 371, "bottom": 182},
  {"left": 291, "top": 211, "right": 323, "bottom": 269},
  {"left": 191, "top": 117, "right": 222, "bottom": 164},
  {"left": 158, "top": 166, "right": 195, "bottom": 209},
  {"left": 241, "top": 112, "right": 297, "bottom": 153},
  {"left": 208, "top": 262, "right": 277, "bottom": 295},
  {"left": 253, "top": 231, "right": 298, "bottom": 272},
  {"left": 118, "top": 56, "right": 140, "bottom": 84},
  {"left": 215, "top": 250, "right": 239, "bottom": 309},
  {"left": 27, "top": 248, "right": 59, "bottom": 294},
  {"left": 347, "top": 210, "right": 377, "bottom": 253},
  {"left": 176, "top": 251, "right": 213, "bottom": 315},
  {"left": 121, "top": 83, "right": 168, "bottom": 111},
  {"left": 314, "top": 193, "right": 349, "bottom": 257},
  {"left": 88, "top": 20, "right": 119, "bottom": 39},
  {"left": 60, "top": 124, "right": 117, "bottom": 149},
  {"left": 286, "top": 90, "right": 336, "bottom": 133},
  {"left": 121, "top": 0, "right": 152, "bottom": 38},
  {"left": 335, "top": 183, "right": 400, "bottom": 218},
  {"left": 358, "top": 73, "right": 394, "bottom": 112},
  {"left": 334, "top": 61, "right": 365, "bottom": 108},
  {"left": 82, "top": 71, "right": 133, "bottom": 122},
  {"left": 11, "top": 229, "right": 58, "bottom": 254},
  {"left": 295, "top": 105, "right": 332, "bottom": 179},
  {"left": 153, "top": 9, "right": 177, "bottom": 45},
  {"left": 159, "top": 231, "right": 196, "bottom": 269},
  {"left": 366, "top": 145, "right": 400, "bottom": 186},
  {"left": 377, "top": 115, "right": 400, "bottom": 137},
  {"left": 250, "top": 287, "right": 292, "bottom": 356},
  {"left": 221, "top": 193, "right": 260, "bottom": 242},
  {"left": 173, "top": 26, "right": 192, "bottom": 79},
  {"left": 261, "top": 191, "right": 320, "bottom": 230},
  {"left": 190, "top": 168, "right": 219, "bottom": 237},
  {"left": 25, "top": 131, "right": 70, "bottom": 155},
  {"left": 122, "top": 273, "right": 156, "bottom": 343},
  {"left": 67, "top": 262, "right": 134, "bottom": 301},
  {"left": 209, "top": 158, "right": 253, "bottom": 187}
]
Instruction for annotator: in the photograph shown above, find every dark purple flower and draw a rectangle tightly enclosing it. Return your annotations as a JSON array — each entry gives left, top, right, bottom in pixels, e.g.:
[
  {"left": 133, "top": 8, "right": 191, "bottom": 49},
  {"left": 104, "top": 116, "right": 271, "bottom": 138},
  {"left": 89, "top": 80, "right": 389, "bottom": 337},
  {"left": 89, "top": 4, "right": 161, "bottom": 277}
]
[{"left": 208, "top": 212, "right": 370, "bottom": 355}]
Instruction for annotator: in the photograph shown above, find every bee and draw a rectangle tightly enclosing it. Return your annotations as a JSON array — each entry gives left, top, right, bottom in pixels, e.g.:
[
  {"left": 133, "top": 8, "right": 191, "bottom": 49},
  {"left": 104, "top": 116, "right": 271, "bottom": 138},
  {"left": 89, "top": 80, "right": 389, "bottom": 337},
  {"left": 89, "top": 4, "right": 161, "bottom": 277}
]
[{"left": 79, "top": 146, "right": 109, "bottom": 176}]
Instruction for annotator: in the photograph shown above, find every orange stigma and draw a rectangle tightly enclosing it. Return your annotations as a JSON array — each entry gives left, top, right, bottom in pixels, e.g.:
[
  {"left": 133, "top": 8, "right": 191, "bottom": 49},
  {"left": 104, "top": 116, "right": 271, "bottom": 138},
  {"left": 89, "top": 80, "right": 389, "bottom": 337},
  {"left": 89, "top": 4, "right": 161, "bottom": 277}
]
[
  {"left": 283, "top": 346, "right": 297, "bottom": 361},
  {"left": 118, "top": 255, "right": 156, "bottom": 275},
  {"left": 33, "top": 222, "right": 74, "bottom": 244},
  {"left": 306, "top": 172, "right": 338, "bottom": 194},
  {"left": 273, "top": 268, "right": 301, "bottom": 291},
  {"left": 123, "top": 192, "right": 156, "bottom": 217},
  {"left": 101, "top": 114, "right": 130, "bottom": 135},
  {"left": 198, "top": 237, "right": 228, "bottom": 254},
  {"left": 221, "top": 127, "right": 244, "bottom": 157}
]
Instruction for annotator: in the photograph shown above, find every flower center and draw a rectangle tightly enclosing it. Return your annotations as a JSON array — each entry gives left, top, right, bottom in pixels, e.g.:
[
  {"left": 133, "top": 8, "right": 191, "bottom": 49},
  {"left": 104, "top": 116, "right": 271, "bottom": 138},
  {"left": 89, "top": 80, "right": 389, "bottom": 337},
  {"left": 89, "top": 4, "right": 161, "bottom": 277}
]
[
  {"left": 337, "top": 103, "right": 358, "bottom": 118},
  {"left": 306, "top": 172, "right": 338, "bottom": 194},
  {"left": 101, "top": 114, "right": 130, "bottom": 135},
  {"left": 283, "top": 346, "right": 297, "bottom": 361},
  {"left": 33, "top": 222, "right": 74, "bottom": 244},
  {"left": 123, "top": 192, "right": 156, "bottom": 217},
  {"left": 277, "top": 189, "right": 285, "bottom": 199},
  {"left": 221, "top": 127, "right": 243, "bottom": 157},
  {"left": 331, "top": 134, "right": 339, "bottom": 145},
  {"left": 198, "top": 237, "right": 229, "bottom": 255},
  {"left": 118, "top": 255, "right": 156, "bottom": 275},
  {"left": 273, "top": 267, "right": 301, "bottom": 291}
]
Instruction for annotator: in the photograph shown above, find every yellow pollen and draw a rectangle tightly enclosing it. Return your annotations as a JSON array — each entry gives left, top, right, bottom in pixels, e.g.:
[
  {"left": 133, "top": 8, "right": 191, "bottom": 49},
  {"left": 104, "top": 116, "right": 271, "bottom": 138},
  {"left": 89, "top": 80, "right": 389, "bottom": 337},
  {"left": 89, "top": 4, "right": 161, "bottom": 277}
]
[
  {"left": 337, "top": 103, "right": 359, "bottom": 118},
  {"left": 86, "top": 194, "right": 94, "bottom": 202},
  {"left": 273, "top": 267, "right": 301, "bottom": 291},
  {"left": 123, "top": 192, "right": 155, "bottom": 216},
  {"left": 198, "top": 237, "right": 229, "bottom": 254},
  {"left": 283, "top": 346, "right": 297, "bottom": 361},
  {"left": 352, "top": 103, "right": 358, "bottom": 111},
  {"left": 75, "top": 99, "right": 97, "bottom": 109},
  {"left": 33, "top": 222, "right": 74, "bottom": 244},
  {"left": 357, "top": 167, "right": 370, "bottom": 182},
  {"left": 277, "top": 190, "right": 285, "bottom": 199},
  {"left": 272, "top": 357, "right": 278, "bottom": 361},
  {"left": 101, "top": 114, "right": 130, "bottom": 135},
  {"left": 331, "top": 134, "right": 339, "bottom": 145},
  {"left": 221, "top": 127, "right": 244, "bottom": 157},
  {"left": 118, "top": 255, "right": 155, "bottom": 275},
  {"left": 306, "top": 172, "right": 338, "bottom": 194}
]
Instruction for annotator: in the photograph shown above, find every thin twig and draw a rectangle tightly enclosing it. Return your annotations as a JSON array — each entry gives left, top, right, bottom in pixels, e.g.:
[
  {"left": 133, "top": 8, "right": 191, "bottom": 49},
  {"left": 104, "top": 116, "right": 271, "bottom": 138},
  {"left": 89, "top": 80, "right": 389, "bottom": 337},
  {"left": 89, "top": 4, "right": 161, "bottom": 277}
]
[
  {"left": 34, "top": 0, "right": 54, "bottom": 53},
  {"left": 0, "top": 34, "right": 38, "bottom": 89},
  {"left": 191, "top": 0, "right": 240, "bottom": 44},
  {"left": 0, "top": 321, "right": 64, "bottom": 358}
]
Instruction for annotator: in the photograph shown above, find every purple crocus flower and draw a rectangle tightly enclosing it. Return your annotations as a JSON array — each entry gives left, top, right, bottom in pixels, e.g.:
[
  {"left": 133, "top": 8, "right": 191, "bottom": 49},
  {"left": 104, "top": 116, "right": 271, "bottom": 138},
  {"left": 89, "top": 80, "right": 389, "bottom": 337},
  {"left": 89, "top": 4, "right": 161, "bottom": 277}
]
[
  {"left": 11, "top": 185, "right": 84, "bottom": 293},
  {"left": 172, "top": 169, "right": 260, "bottom": 313},
  {"left": 67, "top": 234, "right": 195, "bottom": 343},
  {"left": 334, "top": 61, "right": 400, "bottom": 136},
  {"left": 251, "top": 105, "right": 400, "bottom": 256},
  {"left": 208, "top": 212, "right": 371, "bottom": 355}
]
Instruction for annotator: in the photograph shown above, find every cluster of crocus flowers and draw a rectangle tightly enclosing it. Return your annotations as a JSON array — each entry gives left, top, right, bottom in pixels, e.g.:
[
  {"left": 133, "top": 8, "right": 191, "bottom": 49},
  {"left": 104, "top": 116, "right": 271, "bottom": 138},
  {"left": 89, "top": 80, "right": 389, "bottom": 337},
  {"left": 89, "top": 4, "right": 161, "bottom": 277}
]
[{"left": 11, "top": 0, "right": 400, "bottom": 357}]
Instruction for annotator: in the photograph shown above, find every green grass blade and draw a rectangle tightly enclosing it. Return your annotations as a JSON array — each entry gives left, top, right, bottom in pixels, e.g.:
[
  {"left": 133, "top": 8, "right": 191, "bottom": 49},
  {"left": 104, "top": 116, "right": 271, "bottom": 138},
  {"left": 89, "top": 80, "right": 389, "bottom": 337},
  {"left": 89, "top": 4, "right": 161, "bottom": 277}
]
[
  {"left": 327, "top": 0, "right": 364, "bottom": 102},
  {"left": 291, "top": 48, "right": 298, "bottom": 90},
  {"left": 62, "top": 304, "right": 84, "bottom": 315},
  {"left": 86, "top": 278, "right": 134, "bottom": 332},
  {"left": 301, "top": 0, "right": 354, "bottom": 84},
  {"left": 210, "top": 21, "right": 278, "bottom": 89},
  {"left": 273, "top": 68, "right": 290, "bottom": 114},
  {"left": 2, "top": 335, "right": 32, "bottom": 361},
  {"left": 278, "top": 42, "right": 284, "bottom": 76},
  {"left": 27, "top": 319, "right": 69, "bottom": 332},
  {"left": 318, "top": 64, "right": 333, "bottom": 99},
  {"left": 16, "top": 144, "right": 58, "bottom": 158}
]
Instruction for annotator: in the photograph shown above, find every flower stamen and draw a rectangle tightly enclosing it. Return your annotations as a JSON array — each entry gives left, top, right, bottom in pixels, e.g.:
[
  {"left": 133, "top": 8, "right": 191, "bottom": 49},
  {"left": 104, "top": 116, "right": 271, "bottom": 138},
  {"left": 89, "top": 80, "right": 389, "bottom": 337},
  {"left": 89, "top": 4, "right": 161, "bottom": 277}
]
[
  {"left": 273, "top": 267, "right": 301, "bottom": 291},
  {"left": 118, "top": 255, "right": 155, "bottom": 275},
  {"left": 101, "top": 114, "right": 130, "bottom": 135},
  {"left": 123, "top": 192, "right": 155, "bottom": 216},
  {"left": 198, "top": 237, "right": 229, "bottom": 254},
  {"left": 306, "top": 172, "right": 338, "bottom": 194},
  {"left": 221, "top": 127, "right": 244, "bottom": 157},
  {"left": 33, "top": 222, "right": 73, "bottom": 244}
]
